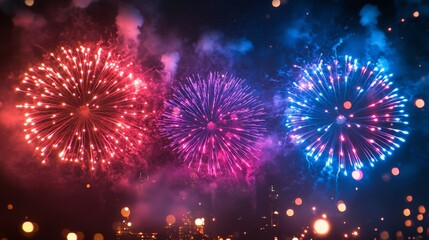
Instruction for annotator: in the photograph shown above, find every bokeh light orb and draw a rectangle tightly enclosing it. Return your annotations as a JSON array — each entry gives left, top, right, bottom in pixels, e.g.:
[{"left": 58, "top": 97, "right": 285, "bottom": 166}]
[
  {"left": 396, "top": 231, "right": 403, "bottom": 238},
  {"left": 382, "top": 173, "right": 391, "bottom": 182},
  {"left": 286, "top": 209, "right": 294, "bottom": 217},
  {"left": 121, "top": 207, "right": 130, "bottom": 218},
  {"left": 406, "top": 195, "right": 413, "bottom": 202},
  {"left": 352, "top": 169, "right": 363, "bottom": 181},
  {"left": 67, "top": 232, "right": 78, "bottom": 240},
  {"left": 313, "top": 218, "right": 330, "bottom": 235},
  {"left": 391, "top": 167, "right": 400, "bottom": 176},
  {"left": 294, "top": 198, "right": 302, "bottom": 206},
  {"left": 413, "top": 11, "right": 420, "bottom": 18},
  {"left": 166, "top": 214, "right": 176, "bottom": 225},
  {"left": 93, "top": 233, "right": 104, "bottom": 240},
  {"left": 418, "top": 205, "right": 426, "bottom": 214},
  {"left": 22, "top": 221, "right": 34, "bottom": 233},
  {"left": 415, "top": 98, "right": 425, "bottom": 108},
  {"left": 343, "top": 100, "right": 352, "bottom": 109},
  {"left": 405, "top": 219, "right": 412, "bottom": 227},
  {"left": 24, "top": 0, "right": 34, "bottom": 7},
  {"left": 7, "top": 204, "right": 13, "bottom": 210},
  {"left": 417, "top": 226, "right": 423, "bottom": 234},
  {"left": 337, "top": 201, "right": 347, "bottom": 212},
  {"left": 403, "top": 208, "right": 411, "bottom": 217},
  {"left": 77, "top": 231, "right": 84, "bottom": 240},
  {"left": 380, "top": 231, "right": 389, "bottom": 240},
  {"left": 272, "top": 0, "right": 281, "bottom": 8}
]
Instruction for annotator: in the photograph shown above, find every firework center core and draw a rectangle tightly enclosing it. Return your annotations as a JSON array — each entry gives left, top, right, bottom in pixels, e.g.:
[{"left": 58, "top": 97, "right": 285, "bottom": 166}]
[
  {"left": 77, "top": 105, "right": 91, "bottom": 117},
  {"left": 336, "top": 114, "right": 346, "bottom": 124},
  {"left": 207, "top": 121, "right": 217, "bottom": 131}
]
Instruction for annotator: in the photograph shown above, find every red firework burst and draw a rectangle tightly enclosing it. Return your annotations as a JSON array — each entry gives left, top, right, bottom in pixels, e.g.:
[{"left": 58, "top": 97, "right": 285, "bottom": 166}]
[{"left": 16, "top": 46, "right": 148, "bottom": 170}]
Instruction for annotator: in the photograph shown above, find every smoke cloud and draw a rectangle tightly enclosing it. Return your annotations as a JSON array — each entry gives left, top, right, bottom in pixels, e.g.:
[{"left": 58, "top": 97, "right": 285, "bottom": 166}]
[
  {"left": 116, "top": 4, "right": 144, "bottom": 42},
  {"left": 195, "top": 32, "right": 253, "bottom": 56},
  {"left": 160, "top": 52, "right": 180, "bottom": 82},
  {"left": 359, "top": 4, "right": 380, "bottom": 26},
  {"left": 359, "top": 4, "right": 389, "bottom": 60},
  {"left": 12, "top": 10, "right": 46, "bottom": 29},
  {"left": 71, "top": 0, "right": 96, "bottom": 9}
]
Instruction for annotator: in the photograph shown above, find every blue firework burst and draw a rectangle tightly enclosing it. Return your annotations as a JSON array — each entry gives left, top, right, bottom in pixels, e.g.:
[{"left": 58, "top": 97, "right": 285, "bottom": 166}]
[{"left": 286, "top": 56, "right": 409, "bottom": 175}]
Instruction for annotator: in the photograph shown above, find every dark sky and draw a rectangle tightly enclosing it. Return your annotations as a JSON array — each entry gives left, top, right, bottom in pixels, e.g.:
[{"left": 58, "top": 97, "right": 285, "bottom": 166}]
[{"left": 0, "top": 0, "right": 428, "bottom": 239}]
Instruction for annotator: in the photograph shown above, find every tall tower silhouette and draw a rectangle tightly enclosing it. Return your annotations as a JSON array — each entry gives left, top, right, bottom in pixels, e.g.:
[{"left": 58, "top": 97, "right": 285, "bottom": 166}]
[{"left": 269, "top": 185, "right": 279, "bottom": 239}]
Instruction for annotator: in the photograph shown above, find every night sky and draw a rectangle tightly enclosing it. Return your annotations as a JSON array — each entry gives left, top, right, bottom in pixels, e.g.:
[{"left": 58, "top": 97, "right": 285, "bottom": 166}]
[{"left": 0, "top": 0, "right": 429, "bottom": 239}]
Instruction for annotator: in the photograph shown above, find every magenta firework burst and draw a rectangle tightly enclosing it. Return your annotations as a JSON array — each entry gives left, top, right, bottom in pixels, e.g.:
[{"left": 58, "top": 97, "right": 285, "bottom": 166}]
[
  {"left": 16, "top": 46, "right": 147, "bottom": 170},
  {"left": 286, "top": 56, "right": 409, "bottom": 175},
  {"left": 160, "top": 73, "right": 265, "bottom": 176}
]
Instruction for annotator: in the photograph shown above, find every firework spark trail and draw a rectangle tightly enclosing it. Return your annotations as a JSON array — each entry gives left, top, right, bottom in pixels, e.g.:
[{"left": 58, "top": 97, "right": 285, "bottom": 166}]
[
  {"left": 286, "top": 56, "right": 409, "bottom": 175},
  {"left": 16, "top": 46, "right": 147, "bottom": 170},
  {"left": 160, "top": 73, "right": 266, "bottom": 176}
]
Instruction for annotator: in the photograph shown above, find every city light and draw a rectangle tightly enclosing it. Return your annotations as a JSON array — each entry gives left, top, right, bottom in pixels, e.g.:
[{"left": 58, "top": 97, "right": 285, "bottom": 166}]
[{"left": 195, "top": 218, "right": 204, "bottom": 226}]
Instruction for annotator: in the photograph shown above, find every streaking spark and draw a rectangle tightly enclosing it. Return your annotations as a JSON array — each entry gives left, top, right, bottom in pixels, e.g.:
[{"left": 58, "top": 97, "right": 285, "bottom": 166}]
[
  {"left": 160, "top": 73, "right": 265, "bottom": 176},
  {"left": 16, "top": 46, "right": 147, "bottom": 170},
  {"left": 286, "top": 56, "right": 409, "bottom": 175}
]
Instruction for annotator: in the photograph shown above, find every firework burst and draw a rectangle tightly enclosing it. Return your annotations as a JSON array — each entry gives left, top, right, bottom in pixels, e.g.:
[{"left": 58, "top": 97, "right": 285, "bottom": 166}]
[
  {"left": 160, "top": 73, "right": 265, "bottom": 176},
  {"left": 16, "top": 46, "right": 147, "bottom": 170},
  {"left": 286, "top": 56, "right": 409, "bottom": 175}
]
